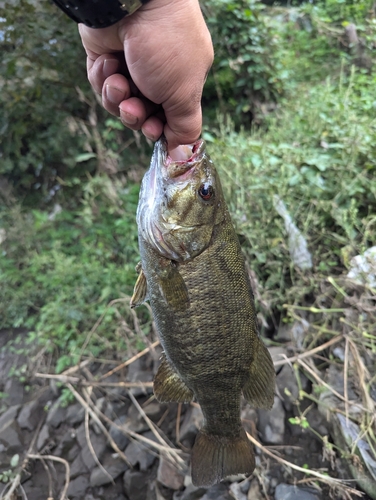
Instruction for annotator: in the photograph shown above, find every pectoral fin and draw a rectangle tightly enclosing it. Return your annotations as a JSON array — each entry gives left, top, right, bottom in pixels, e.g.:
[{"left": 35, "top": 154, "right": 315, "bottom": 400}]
[
  {"left": 130, "top": 267, "right": 148, "bottom": 308},
  {"left": 154, "top": 353, "right": 193, "bottom": 403},
  {"left": 158, "top": 265, "right": 190, "bottom": 312},
  {"left": 242, "top": 339, "right": 275, "bottom": 409}
]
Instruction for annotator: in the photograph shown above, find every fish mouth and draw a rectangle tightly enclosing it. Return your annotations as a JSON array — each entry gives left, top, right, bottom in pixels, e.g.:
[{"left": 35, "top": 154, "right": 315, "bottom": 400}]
[{"left": 157, "top": 137, "right": 206, "bottom": 179}]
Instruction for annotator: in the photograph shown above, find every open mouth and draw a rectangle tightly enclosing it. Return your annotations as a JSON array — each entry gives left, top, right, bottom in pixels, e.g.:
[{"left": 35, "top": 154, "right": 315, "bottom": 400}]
[{"left": 162, "top": 139, "right": 206, "bottom": 178}]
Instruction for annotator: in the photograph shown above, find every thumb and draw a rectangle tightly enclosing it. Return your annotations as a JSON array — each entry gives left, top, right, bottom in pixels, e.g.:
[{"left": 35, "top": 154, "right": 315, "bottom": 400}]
[{"left": 162, "top": 95, "right": 203, "bottom": 150}]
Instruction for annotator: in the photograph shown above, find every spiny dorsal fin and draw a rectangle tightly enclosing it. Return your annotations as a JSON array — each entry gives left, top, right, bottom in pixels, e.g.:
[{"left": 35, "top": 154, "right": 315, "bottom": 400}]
[
  {"left": 154, "top": 353, "right": 193, "bottom": 403},
  {"left": 242, "top": 338, "right": 275, "bottom": 409}
]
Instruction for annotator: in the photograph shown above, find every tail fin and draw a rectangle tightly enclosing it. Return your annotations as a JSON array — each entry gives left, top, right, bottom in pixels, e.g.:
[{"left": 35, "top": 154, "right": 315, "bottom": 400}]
[{"left": 191, "top": 428, "right": 255, "bottom": 487}]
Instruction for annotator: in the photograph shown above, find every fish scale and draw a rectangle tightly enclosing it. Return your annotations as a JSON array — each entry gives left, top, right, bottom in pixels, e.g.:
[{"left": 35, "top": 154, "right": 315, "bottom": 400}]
[{"left": 131, "top": 138, "right": 275, "bottom": 486}]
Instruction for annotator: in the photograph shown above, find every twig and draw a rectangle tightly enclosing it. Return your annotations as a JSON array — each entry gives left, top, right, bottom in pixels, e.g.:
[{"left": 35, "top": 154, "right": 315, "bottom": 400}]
[
  {"left": 99, "top": 340, "right": 160, "bottom": 380},
  {"left": 273, "top": 335, "right": 343, "bottom": 366},
  {"left": 84, "top": 400, "right": 115, "bottom": 485},
  {"left": 66, "top": 383, "right": 132, "bottom": 467},
  {"left": 247, "top": 433, "right": 363, "bottom": 497},
  {"left": 344, "top": 336, "right": 349, "bottom": 424},
  {"left": 28, "top": 455, "right": 70, "bottom": 500},
  {"left": 34, "top": 373, "right": 153, "bottom": 389}
]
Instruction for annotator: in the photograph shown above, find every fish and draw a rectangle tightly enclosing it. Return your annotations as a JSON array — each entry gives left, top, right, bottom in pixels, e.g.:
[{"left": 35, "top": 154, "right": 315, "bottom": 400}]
[{"left": 131, "top": 137, "right": 275, "bottom": 487}]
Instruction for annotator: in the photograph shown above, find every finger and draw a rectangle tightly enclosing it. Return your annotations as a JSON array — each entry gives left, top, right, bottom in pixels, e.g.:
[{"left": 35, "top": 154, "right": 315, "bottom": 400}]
[
  {"left": 141, "top": 113, "right": 166, "bottom": 142},
  {"left": 102, "top": 74, "right": 132, "bottom": 116},
  {"left": 163, "top": 97, "right": 202, "bottom": 150},
  {"left": 119, "top": 96, "right": 160, "bottom": 130},
  {"left": 87, "top": 53, "right": 126, "bottom": 95}
]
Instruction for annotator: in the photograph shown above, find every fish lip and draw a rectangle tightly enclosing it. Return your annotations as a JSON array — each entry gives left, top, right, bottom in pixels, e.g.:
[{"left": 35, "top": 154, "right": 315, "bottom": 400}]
[{"left": 158, "top": 137, "right": 206, "bottom": 179}]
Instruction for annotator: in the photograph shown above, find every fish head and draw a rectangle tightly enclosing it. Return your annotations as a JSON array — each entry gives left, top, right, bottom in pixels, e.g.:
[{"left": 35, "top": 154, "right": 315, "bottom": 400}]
[{"left": 137, "top": 137, "right": 226, "bottom": 262}]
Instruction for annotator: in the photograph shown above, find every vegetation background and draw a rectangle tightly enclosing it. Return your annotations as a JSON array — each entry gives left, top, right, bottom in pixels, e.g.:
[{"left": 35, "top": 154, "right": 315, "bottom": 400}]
[{"left": 0, "top": 0, "right": 375, "bottom": 497}]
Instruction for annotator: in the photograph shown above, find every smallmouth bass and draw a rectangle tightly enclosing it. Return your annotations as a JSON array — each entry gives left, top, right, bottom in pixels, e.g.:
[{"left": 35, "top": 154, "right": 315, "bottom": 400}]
[{"left": 131, "top": 138, "right": 275, "bottom": 487}]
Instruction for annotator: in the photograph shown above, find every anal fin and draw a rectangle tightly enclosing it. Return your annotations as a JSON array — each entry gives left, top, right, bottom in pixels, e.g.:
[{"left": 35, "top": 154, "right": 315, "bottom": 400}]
[
  {"left": 154, "top": 353, "right": 193, "bottom": 403},
  {"left": 242, "top": 338, "right": 275, "bottom": 409}
]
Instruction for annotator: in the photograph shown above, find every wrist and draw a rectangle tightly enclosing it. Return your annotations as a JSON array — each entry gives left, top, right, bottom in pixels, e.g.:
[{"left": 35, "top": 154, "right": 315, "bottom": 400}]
[{"left": 53, "top": 0, "right": 152, "bottom": 29}]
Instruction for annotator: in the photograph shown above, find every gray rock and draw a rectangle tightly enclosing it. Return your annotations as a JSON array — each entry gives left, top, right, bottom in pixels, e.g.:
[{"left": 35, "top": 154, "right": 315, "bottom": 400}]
[
  {"left": 3, "top": 378, "right": 25, "bottom": 406},
  {"left": 173, "top": 483, "right": 207, "bottom": 500},
  {"left": 67, "top": 475, "right": 90, "bottom": 499},
  {"left": 55, "top": 429, "right": 77, "bottom": 457},
  {"left": 123, "top": 470, "right": 149, "bottom": 500},
  {"left": 89, "top": 453, "right": 129, "bottom": 487},
  {"left": 201, "top": 483, "right": 233, "bottom": 500},
  {"left": 0, "top": 405, "right": 21, "bottom": 432},
  {"left": 36, "top": 423, "right": 50, "bottom": 451},
  {"left": 0, "top": 418, "right": 23, "bottom": 451},
  {"left": 126, "top": 358, "right": 153, "bottom": 397},
  {"left": 75, "top": 422, "right": 107, "bottom": 469},
  {"left": 179, "top": 405, "right": 203, "bottom": 444},
  {"left": 17, "top": 400, "right": 44, "bottom": 431},
  {"left": 124, "top": 403, "right": 150, "bottom": 433},
  {"left": 70, "top": 452, "right": 89, "bottom": 479},
  {"left": 240, "top": 406, "right": 257, "bottom": 436},
  {"left": 124, "top": 431, "right": 158, "bottom": 470},
  {"left": 109, "top": 415, "right": 130, "bottom": 450},
  {"left": 144, "top": 401, "right": 168, "bottom": 422},
  {"left": 46, "top": 398, "right": 67, "bottom": 428},
  {"left": 66, "top": 403, "right": 85, "bottom": 426},
  {"left": 157, "top": 455, "right": 185, "bottom": 490},
  {"left": 274, "top": 484, "right": 321, "bottom": 500},
  {"left": 257, "top": 396, "right": 285, "bottom": 444},
  {"left": 276, "top": 364, "right": 300, "bottom": 411},
  {"left": 247, "top": 479, "right": 263, "bottom": 500},
  {"left": 229, "top": 482, "right": 247, "bottom": 500}
]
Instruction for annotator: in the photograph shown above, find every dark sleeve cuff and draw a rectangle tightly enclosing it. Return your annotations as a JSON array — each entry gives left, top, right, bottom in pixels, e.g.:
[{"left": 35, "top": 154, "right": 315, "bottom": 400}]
[{"left": 52, "top": 0, "right": 151, "bottom": 29}]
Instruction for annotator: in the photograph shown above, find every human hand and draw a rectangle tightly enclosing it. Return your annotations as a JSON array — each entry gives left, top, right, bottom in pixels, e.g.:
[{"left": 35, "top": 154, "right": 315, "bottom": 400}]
[{"left": 78, "top": 0, "right": 214, "bottom": 150}]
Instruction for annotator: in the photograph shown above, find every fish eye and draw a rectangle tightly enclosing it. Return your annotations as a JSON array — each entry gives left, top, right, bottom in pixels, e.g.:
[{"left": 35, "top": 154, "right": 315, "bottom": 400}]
[{"left": 198, "top": 183, "right": 214, "bottom": 201}]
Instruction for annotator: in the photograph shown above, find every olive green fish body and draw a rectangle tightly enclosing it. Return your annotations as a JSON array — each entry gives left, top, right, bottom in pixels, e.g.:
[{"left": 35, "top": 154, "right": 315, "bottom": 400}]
[{"left": 132, "top": 138, "right": 275, "bottom": 486}]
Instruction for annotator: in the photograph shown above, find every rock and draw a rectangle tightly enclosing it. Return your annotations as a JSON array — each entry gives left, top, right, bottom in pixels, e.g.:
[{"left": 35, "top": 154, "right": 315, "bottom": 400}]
[
  {"left": 123, "top": 403, "right": 150, "bottom": 433},
  {"left": 36, "top": 423, "right": 50, "bottom": 451},
  {"left": 201, "top": 483, "right": 233, "bottom": 500},
  {"left": 257, "top": 396, "right": 285, "bottom": 444},
  {"left": 89, "top": 453, "right": 129, "bottom": 487},
  {"left": 46, "top": 398, "right": 67, "bottom": 428},
  {"left": 55, "top": 429, "right": 77, "bottom": 457},
  {"left": 66, "top": 403, "right": 85, "bottom": 426},
  {"left": 17, "top": 399, "right": 44, "bottom": 431},
  {"left": 247, "top": 479, "right": 263, "bottom": 500},
  {"left": 109, "top": 415, "right": 130, "bottom": 450},
  {"left": 3, "top": 378, "right": 25, "bottom": 406},
  {"left": 274, "top": 484, "right": 321, "bottom": 500},
  {"left": 67, "top": 475, "right": 90, "bottom": 499},
  {"left": 144, "top": 401, "right": 167, "bottom": 422},
  {"left": 124, "top": 431, "right": 158, "bottom": 470},
  {"left": 173, "top": 483, "right": 207, "bottom": 500},
  {"left": 229, "top": 482, "right": 247, "bottom": 500},
  {"left": 0, "top": 418, "right": 24, "bottom": 451},
  {"left": 0, "top": 405, "right": 21, "bottom": 431},
  {"left": 157, "top": 455, "right": 185, "bottom": 490},
  {"left": 123, "top": 470, "right": 149, "bottom": 500},
  {"left": 240, "top": 406, "right": 257, "bottom": 436},
  {"left": 276, "top": 364, "right": 300, "bottom": 411},
  {"left": 70, "top": 452, "right": 89, "bottom": 479},
  {"left": 126, "top": 358, "right": 154, "bottom": 397},
  {"left": 76, "top": 422, "right": 107, "bottom": 469},
  {"left": 179, "top": 405, "right": 203, "bottom": 445}
]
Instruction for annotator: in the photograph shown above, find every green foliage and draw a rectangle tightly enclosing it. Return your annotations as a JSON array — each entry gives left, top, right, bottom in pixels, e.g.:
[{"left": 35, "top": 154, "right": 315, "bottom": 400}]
[
  {"left": 203, "top": 0, "right": 288, "bottom": 123},
  {"left": 0, "top": 181, "right": 148, "bottom": 366},
  {"left": 206, "top": 67, "right": 376, "bottom": 305}
]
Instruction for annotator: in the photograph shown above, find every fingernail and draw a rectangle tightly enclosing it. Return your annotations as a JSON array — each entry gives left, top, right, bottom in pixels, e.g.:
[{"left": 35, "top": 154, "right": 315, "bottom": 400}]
[
  {"left": 120, "top": 109, "right": 138, "bottom": 126},
  {"left": 103, "top": 59, "right": 119, "bottom": 78},
  {"left": 105, "top": 85, "right": 124, "bottom": 104}
]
